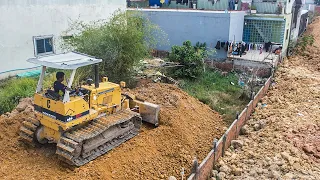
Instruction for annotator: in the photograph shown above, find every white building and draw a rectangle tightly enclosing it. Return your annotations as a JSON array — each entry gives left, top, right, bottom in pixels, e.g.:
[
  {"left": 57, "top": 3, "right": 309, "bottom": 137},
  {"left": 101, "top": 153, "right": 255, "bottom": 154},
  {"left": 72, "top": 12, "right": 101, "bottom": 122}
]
[{"left": 0, "top": 0, "right": 126, "bottom": 79}]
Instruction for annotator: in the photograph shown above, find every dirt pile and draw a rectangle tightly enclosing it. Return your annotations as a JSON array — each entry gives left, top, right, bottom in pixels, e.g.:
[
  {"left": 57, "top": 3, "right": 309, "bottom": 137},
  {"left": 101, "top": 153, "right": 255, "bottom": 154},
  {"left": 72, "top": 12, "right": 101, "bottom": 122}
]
[
  {"left": 211, "top": 18, "right": 320, "bottom": 180},
  {"left": 0, "top": 84, "right": 225, "bottom": 179}
]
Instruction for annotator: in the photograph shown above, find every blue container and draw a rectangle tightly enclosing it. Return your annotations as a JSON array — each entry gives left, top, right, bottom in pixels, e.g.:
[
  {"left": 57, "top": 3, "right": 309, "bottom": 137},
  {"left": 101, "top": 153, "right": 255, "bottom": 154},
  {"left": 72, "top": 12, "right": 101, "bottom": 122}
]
[{"left": 149, "top": 0, "right": 161, "bottom": 6}]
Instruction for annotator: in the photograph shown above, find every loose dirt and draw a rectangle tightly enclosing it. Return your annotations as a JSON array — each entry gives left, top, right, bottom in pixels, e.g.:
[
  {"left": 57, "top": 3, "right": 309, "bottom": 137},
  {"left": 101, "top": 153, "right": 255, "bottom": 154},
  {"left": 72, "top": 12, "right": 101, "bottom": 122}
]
[
  {"left": 212, "top": 18, "right": 320, "bottom": 180},
  {"left": 0, "top": 83, "right": 226, "bottom": 179}
]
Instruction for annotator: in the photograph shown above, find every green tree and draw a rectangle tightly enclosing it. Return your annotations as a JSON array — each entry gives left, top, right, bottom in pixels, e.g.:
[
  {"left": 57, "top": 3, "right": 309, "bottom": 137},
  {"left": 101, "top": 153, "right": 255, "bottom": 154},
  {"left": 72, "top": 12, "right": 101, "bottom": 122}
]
[
  {"left": 62, "top": 10, "right": 167, "bottom": 83},
  {"left": 168, "top": 41, "right": 211, "bottom": 79}
]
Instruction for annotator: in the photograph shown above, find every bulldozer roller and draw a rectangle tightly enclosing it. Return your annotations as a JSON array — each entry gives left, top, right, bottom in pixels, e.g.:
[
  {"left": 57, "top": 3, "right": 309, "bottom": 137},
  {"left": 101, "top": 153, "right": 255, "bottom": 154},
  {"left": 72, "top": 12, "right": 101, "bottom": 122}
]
[
  {"left": 19, "top": 118, "right": 40, "bottom": 147},
  {"left": 56, "top": 110, "right": 141, "bottom": 166}
]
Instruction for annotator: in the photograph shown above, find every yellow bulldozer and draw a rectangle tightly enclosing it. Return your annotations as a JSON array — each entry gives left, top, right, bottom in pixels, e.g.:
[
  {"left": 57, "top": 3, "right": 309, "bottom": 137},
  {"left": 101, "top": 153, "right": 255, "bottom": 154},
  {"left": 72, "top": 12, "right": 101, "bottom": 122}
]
[{"left": 19, "top": 52, "right": 160, "bottom": 166}]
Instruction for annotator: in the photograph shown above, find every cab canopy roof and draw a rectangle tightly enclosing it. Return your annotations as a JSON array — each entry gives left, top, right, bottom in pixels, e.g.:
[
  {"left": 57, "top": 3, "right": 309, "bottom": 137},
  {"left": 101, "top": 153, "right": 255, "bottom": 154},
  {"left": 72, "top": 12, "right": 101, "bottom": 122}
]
[{"left": 27, "top": 52, "right": 102, "bottom": 70}]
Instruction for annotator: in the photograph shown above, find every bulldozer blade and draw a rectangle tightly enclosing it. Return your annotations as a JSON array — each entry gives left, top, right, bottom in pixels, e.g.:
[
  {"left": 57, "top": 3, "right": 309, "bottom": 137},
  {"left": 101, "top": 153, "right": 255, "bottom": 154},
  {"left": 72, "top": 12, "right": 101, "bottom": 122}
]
[{"left": 137, "top": 101, "right": 160, "bottom": 127}]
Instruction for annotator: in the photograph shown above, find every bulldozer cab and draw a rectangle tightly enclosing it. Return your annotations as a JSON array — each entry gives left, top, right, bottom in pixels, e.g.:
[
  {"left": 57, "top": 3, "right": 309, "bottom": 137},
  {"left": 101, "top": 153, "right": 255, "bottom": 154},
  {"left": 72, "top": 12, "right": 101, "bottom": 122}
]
[
  {"left": 28, "top": 51, "right": 102, "bottom": 103},
  {"left": 27, "top": 52, "right": 106, "bottom": 130}
]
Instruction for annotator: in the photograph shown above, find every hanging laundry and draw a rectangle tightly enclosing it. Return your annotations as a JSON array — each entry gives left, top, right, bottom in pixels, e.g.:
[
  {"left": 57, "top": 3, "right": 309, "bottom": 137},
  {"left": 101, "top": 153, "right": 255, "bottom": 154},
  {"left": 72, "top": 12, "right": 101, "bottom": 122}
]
[
  {"left": 176, "top": 0, "right": 182, "bottom": 4},
  {"left": 183, "top": 0, "right": 188, "bottom": 5},
  {"left": 228, "top": 0, "right": 235, "bottom": 10},
  {"left": 265, "top": 41, "right": 272, "bottom": 52},
  {"left": 221, "top": 42, "right": 226, "bottom": 48},
  {"left": 225, "top": 41, "right": 229, "bottom": 51},
  {"left": 235, "top": 0, "right": 239, "bottom": 10},
  {"left": 212, "top": 0, "right": 215, "bottom": 5},
  {"left": 241, "top": 42, "right": 246, "bottom": 53},
  {"left": 215, "top": 41, "right": 221, "bottom": 50}
]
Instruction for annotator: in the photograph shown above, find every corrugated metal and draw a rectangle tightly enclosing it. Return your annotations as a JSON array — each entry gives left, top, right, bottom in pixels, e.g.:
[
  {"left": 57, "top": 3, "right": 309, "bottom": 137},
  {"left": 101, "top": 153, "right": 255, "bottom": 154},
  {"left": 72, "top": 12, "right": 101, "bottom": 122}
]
[{"left": 253, "top": 2, "right": 278, "bottom": 14}]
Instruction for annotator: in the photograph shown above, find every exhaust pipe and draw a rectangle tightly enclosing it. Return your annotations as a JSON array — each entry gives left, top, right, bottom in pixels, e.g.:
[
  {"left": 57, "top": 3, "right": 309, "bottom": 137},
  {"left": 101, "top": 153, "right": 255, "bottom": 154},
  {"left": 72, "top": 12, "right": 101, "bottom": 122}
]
[{"left": 94, "top": 64, "right": 99, "bottom": 88}]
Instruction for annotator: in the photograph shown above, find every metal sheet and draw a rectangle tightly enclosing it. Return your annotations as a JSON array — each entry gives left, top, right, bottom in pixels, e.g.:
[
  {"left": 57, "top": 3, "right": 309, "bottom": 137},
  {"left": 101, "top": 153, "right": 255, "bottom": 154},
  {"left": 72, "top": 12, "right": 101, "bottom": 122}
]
[{"left": 27, "top": 51, "right": 102, "bottom": 69}]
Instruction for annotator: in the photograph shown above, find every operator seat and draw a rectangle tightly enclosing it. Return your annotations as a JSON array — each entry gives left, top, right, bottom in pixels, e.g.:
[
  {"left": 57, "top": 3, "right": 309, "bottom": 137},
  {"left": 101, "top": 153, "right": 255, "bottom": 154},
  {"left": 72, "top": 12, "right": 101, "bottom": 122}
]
[{"left": 45, "top": 89, "right": 61, "bottom": 101}]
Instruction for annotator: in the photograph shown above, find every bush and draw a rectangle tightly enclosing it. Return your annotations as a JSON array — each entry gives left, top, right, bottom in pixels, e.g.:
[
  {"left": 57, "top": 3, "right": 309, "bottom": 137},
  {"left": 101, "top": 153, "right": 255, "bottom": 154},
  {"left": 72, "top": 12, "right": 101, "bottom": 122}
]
[
  {"left": 168, "top": 41, "right": 209, "bottom": 79},
  {"left": 62, "top": 10, "right": 167, "bottom": 84},
  {"left": 0, "top": 78, "right": 37, "bottom": 114}
]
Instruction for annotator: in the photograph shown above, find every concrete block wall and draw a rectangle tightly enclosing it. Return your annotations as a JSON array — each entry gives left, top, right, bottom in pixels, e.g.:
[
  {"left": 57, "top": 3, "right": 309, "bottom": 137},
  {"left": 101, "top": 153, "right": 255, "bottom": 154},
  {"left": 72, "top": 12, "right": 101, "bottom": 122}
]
[{"left": 134, "top": 9, "right": 245, "bottom": 60}]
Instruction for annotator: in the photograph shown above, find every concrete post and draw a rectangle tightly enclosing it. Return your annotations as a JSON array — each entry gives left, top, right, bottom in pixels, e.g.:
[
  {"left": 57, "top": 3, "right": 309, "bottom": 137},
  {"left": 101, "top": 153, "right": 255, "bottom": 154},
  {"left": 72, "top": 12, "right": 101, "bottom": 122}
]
[{"left": 191, "top": 157, "right": 199, "bottom": 180}]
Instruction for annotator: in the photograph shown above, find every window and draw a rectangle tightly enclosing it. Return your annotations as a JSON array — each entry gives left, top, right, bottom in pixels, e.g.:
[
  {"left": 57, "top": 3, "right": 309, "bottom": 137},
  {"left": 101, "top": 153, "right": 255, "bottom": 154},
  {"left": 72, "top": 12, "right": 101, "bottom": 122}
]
[
  {"left": 34, "top": 35, "right": 54, "bottom": 56},
  {"left": 286, "top": 29, "right": 289, "bottom": 40}
]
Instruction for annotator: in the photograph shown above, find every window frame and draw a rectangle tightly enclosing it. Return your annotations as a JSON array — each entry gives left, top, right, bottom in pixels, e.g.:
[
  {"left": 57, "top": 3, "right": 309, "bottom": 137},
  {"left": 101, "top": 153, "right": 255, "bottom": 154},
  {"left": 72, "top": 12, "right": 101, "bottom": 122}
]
[{"left": 33, "top": 35, "right": 55, "bottom": 57}]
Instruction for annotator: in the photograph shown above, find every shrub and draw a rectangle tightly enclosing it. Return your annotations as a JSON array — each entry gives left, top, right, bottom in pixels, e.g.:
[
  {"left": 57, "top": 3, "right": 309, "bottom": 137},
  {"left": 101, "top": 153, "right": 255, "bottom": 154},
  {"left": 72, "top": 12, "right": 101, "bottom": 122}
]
[
  {"left": 62, "top": 10, "right": 167, "bottom": 84},
  {"left": 0, "top": 78, "right": 37, "bottom": 114},
  {"left": 168, "top": 41, "right": 209, "bottom": 79}
]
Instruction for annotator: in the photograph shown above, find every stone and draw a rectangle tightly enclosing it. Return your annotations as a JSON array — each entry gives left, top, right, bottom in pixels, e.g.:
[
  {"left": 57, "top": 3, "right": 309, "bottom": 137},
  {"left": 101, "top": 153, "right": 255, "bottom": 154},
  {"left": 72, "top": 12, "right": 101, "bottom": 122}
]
[
  {"left": 256, "top": 168, "right": 263, "bottom": 175},
  {"left": 248, "top": 159, "right": 255, "bottom": 164},
  {"left": 168, "top": 176, "right": 177, "bottom": 180},
  {"left": 271, "top": 170, "right": 281, "bottom": 179},
  {"left": 283, "top": 173, "right": 294, "bottom": 179},
  {"left": 225, "top": 151, "right": 232, "bottom": 157},
  {"left": 16, "top": 98, "right": 33, "bottom": 112},
  {"left": 24, "top": 105, "right": 34, "bottom": 113},
  {"left": 240, "top": 125, "right": 250, "bottom": 135},
  {"left": 281, "top": 152, "right": 292, "bottom": 162},
  {"left": 314, "top": 153, "right": 320, "bottom": 159},
  {"left": 269, "top": 164, "right": 279, "bottom": 171},
  {"left": 232, "top": 168, "right": 242, "bottom": 176},
  {"left": 249, "top": 169, "right": 257, "bottom": 177},
  {"left": 216, "top": 172, "right": 226, "bottom": 180},
  {"left": 231, "top": 140, "right": 243, "bottom": 150},
  {"left": 9, "top": 109, "right": 19, "bottom": 118},
  {"left": 302, "top": 145, "right": 315, "bottom": 154},
  {"left": 292, "top": 163, "right": 301, "bottom": 170},
  {"left": 254, "top": 124, "right": 261, "bottom": 131},
  {"left": 211, "top": 170, "right": 218, "bottom": 177},
  {"left": 219, "top": 165, "right": 231, "bottom": 173}
]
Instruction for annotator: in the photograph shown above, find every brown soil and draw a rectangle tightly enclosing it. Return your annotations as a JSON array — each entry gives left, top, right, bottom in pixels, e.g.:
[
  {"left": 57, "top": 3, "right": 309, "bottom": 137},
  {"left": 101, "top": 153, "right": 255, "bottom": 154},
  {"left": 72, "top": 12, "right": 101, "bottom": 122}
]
[
  {"left": 212, "top": 18, "right": 320, "bottom": 179},
  {"left": 0, "top": 83, "right": 225, "bottom": 179}
]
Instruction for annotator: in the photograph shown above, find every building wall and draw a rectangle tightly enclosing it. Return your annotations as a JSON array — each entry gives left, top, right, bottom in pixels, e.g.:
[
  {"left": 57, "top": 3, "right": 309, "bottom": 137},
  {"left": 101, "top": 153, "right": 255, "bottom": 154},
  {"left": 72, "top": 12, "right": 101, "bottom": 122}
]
[
  {"left": 0, "top": 0, "right": 125, "bottom": 79},
  {"left": 229, "top": 12, "right": 245, "bottom": 41},
  {"left": 291, "top": 10, "right": 308, "bottom": 41},
  {"left": 283, "top": 13, "right": 292, "bottom": 52},
  {"left": 135, "top": 9, "right": 244, "bottom": 59}
]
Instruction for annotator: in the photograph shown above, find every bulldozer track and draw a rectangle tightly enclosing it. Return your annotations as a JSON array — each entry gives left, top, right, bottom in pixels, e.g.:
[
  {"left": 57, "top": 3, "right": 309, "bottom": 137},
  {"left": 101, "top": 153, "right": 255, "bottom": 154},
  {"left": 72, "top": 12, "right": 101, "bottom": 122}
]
[
  {"left": 19, "top": 118, "right": 40, "bottom": 147},
  {"left": 56, "top": 110, "right": 142, "bottom": 166}
]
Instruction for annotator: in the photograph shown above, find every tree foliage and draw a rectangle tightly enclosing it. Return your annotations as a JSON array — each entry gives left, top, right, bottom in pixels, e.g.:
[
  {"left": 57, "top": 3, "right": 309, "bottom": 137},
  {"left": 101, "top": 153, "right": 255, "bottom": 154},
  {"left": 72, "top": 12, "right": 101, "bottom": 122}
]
[
  {"left": 168, "top": 41, "right": 211, "bottom": 79},
  {"left": 62, "top": 10, "right": 167, "bottom": 83}
]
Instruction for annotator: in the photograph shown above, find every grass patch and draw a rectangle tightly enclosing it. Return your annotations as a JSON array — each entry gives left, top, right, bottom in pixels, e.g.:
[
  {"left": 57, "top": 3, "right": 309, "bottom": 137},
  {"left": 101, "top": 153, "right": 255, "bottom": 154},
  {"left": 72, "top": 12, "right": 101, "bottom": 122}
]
[
  {"left": 0, "top": 77, "right": 37, "bottom": 114},
  {"left": 180, "top": 70, "right": 249, "bottom": 124}
]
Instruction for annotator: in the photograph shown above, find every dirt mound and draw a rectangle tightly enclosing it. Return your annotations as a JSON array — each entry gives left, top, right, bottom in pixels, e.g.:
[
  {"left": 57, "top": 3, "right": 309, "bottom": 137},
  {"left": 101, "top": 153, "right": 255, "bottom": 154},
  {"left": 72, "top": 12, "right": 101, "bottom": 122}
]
[
  {"left": 0, "top": 84, "right": 225, "bottom": 179},
  {"left": 291, "top": 17, "right": 320, "bottom": 71}
]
